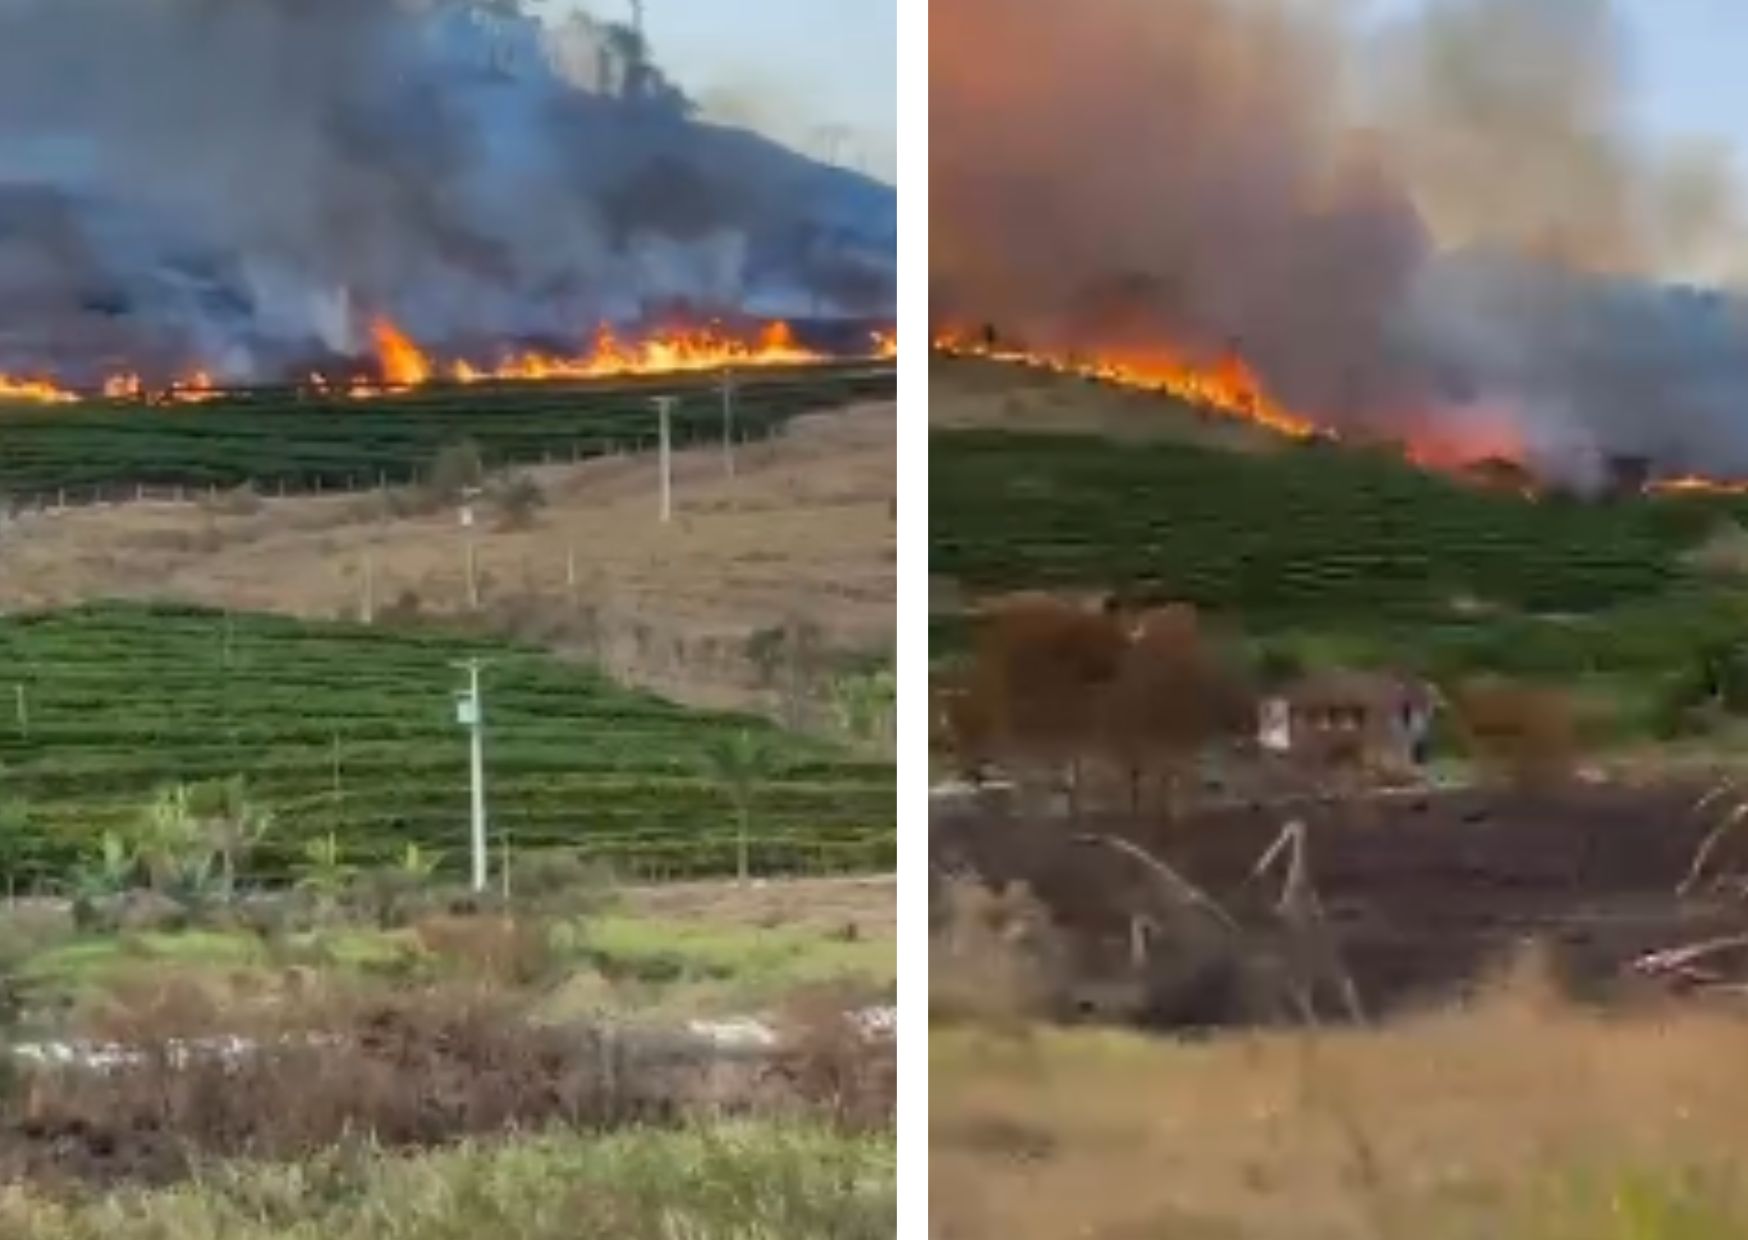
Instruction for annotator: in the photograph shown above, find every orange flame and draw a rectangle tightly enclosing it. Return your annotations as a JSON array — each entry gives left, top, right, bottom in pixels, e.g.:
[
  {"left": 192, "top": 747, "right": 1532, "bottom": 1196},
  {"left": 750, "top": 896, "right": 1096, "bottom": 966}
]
[
  {"left": 371, "top": 318, "right": 433, "bottom": 388},
  {"left": 1, "top": 318, "right": 879, "bottom": 410},
  {"left": 0, "top": 373, "right": 77, "bottom": 404},
  {"left": 873, "top": 329, "right": 897, "bottom": 359},
  {"left": 933, "top": 331, "right": 1321, "bottom": 440},
  {"left": 1645, "top": 476, "right": 1748, "bottom": 498},
  {"left": 443, "top": 319, "right": 824, "bottom": 385}
]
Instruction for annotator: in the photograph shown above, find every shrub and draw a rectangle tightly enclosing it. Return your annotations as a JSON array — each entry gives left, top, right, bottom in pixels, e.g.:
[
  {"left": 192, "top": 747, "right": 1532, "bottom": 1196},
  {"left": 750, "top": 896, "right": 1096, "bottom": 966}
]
[{"left": 489, "top": 472, "right": 547, "bottom": 530}]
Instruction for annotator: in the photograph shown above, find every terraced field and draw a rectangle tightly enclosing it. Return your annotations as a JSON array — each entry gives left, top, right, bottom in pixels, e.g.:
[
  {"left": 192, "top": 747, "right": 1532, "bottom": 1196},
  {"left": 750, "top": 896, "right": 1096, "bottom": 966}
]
[
  {"left": 932, "top": 429, "right": 1734, "bottom": 624},
  {"left": 0, "top": 603, "right": 893, "bottom": 884},
  {"left": 0, "top": 363, "right": 894, "bottom": 497}
]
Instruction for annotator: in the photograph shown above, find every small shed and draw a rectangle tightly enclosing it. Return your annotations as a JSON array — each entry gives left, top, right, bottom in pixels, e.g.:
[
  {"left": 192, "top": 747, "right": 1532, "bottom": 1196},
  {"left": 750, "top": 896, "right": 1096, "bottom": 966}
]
[{"left": 1260, "top": 669, "right": 1436, "bottom": 773}]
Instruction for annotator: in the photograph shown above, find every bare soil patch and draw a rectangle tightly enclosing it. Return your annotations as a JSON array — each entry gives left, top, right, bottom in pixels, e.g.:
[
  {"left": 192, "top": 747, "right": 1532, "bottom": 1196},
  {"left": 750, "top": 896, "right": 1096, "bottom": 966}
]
[{"left": 933, "top": 782, "right": 1748, "bottom": 1023}]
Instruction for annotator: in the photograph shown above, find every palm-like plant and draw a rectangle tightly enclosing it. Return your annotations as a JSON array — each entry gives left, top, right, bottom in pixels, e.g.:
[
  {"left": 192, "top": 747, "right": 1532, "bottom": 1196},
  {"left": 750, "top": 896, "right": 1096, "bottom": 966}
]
[
  {"left": 133, "top": 784, "right": 208, "bottom": 894},
  {"left": 701, "top": 729, "right": 777, "bottom": 885},
  {"left": 69, "top": 830, "right": 137, "bottom": 930},
  {"left": 0, "top": 800, "right": 30, "bottom": 902},
  {"left": 831, "top": 669, "right": 896, "bottom": 751},
  {"left": 295, "top": 833, "right": 356, "bottom": 909},
  {"left": 398, "top": 842, "right": 444, "bottom": 882},
  {"left": 187, "top": 776, "right": 273, "bottom": 901}
]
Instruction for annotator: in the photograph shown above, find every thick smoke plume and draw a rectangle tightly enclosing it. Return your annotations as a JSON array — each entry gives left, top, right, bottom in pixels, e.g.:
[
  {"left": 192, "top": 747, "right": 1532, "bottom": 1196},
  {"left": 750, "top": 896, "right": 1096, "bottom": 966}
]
[
  {"left": 932, "top": 0, "right": 1748, "bottom": 481},
  {"left": 0, "top": 0, "right": 893, "bottom": 384}
]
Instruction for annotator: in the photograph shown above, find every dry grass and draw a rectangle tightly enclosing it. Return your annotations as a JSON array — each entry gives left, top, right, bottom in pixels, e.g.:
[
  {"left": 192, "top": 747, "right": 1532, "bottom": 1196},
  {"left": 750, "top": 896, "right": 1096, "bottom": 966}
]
[
  {"left": 617, "top": 875, "right": 895, "bottom": 939},
  {"left": 0, "top": 403, "right": 894, "bottom": 716},
  {"left": 931, "top": 959, "right": 1748, "bottom": 1238},
  {"left": 929, "top": 356, "right": 1284, "bottom": 453},
  {"left": 410, "top": 915, "right": 556, "bottom": 987}
]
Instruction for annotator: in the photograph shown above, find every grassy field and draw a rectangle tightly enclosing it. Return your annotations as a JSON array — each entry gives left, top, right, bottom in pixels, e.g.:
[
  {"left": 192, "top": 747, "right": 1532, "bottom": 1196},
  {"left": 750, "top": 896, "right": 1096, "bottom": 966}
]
[
  {"left": 2, "top": 876, "right": 894, "bottom": 1026},
  {"left": 0, "top": 603, "right": 893, "bottom": 883},
  {"left": 932, "top": 971, "right": 1748, "bottom": 1240},
  {"left": 0, "top": 1123, "right": 895, "bottom": 1240},
  {"left": 0, "top": 364, "right": 893, "bottom": 496}
]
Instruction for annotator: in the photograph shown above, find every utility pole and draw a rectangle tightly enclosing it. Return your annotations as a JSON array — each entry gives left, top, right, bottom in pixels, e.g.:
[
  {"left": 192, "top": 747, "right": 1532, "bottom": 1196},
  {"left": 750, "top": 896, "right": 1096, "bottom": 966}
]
[
  {"left": 459, "top": 487, "right": 481, "bottom": 610},
  {"left": 454, "top": 659, "right": 489, "bottom": 893},
  {"left": 720, "top": 369, "right": 737, "bottom": 479},
  {"left": 653, "top": 395, "right": 677, "bottom": 523}
]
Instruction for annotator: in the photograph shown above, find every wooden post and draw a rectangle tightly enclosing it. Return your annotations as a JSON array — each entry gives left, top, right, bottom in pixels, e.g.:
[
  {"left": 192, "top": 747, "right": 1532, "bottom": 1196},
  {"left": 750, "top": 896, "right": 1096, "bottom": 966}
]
[
  {"left": 566, "top": 547, "right": 579, "bottom": 610},
  {"left": 721, "top": 369, "right": 736, "bottom": 479},
  {"left": 653, "top": 395, "right": 677, "bottom": 523},
  {"left": 361, "top": 549, "right": 376, "bottom": 625}
]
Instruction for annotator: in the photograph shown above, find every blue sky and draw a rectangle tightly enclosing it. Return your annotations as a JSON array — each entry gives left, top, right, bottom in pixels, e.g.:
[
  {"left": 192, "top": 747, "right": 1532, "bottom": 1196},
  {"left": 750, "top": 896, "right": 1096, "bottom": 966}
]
[
  {"left": 1615, "top": 3, "right": 1744, "bottom": 153},
  {"left": 537, "top": 1, "right": 896, "bottom": 182}
]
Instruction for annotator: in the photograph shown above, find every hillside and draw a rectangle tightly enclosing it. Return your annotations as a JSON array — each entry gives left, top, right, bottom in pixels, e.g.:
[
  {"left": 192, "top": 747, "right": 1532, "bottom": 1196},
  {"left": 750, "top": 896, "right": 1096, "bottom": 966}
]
[
  {"left": 0, "top": 400, "right": 895, "bottom": 722},
  {"left": 928, "top": 363, "right": 1748, "bottom": 741},
  {"left": 0, "top": 602, "right": 893, "bottom": 885}
]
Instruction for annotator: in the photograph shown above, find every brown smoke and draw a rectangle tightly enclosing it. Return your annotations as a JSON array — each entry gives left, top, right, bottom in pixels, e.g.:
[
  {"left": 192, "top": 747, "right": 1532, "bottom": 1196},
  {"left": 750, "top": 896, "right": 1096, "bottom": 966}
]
[
  {"left": 930, "top": 0, "right": 1427, "bottom": 418},
  {"left": 1372, "top": 0, "right": 1743, "bottom": 281},
  {"left": 931, "top": 0, "right": 1748, "bottom": 460}
]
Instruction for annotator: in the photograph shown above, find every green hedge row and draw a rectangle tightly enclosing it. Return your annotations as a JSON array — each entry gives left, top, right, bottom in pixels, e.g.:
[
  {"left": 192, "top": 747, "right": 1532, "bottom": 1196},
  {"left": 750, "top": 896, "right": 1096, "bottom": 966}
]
[{"left": 0, "top": 604, "right": 893, "bottom": 881}]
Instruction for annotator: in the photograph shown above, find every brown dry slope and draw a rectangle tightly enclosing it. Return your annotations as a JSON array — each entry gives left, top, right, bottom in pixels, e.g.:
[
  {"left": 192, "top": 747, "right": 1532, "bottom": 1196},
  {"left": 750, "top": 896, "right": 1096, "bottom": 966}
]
[{"left": 0, "top": 401, "right": 894, "bottom": 716}]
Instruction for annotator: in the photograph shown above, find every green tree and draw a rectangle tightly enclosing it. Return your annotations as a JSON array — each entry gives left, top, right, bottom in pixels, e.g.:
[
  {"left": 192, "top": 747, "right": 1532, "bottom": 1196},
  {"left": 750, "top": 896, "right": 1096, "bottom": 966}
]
[{"left": 701, "top": 729, "right": 778, "bottom": 885}]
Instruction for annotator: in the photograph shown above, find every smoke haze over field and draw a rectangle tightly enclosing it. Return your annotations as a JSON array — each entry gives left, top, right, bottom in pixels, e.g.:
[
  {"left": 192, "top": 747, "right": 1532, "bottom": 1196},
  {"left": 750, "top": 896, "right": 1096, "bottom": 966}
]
[
  {"left": 0, "top": 0, "right": 894, "bottom": 384},
  {"left": 931, "top": 0, "right": 1748, "bottom": 481}
]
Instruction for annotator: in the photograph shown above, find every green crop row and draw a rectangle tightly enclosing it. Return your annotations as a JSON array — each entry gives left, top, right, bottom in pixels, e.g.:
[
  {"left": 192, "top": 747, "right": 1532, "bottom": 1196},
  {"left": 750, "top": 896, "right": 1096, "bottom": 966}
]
[
  {"left": 0, "top": 365, "right": 894, "bottom": 496},
  {"left": 931, "top": 430, "right": 1736, "bottom": 625},
  {"left": 0, "top": 603, "right": 893, "bottom": 883}
]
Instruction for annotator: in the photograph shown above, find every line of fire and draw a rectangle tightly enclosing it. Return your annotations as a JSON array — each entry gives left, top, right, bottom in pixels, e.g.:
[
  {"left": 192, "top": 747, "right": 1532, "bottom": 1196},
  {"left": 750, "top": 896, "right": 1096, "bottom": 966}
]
[{"left": 933, "top": 324, "right": 1745, "bottom": 501}]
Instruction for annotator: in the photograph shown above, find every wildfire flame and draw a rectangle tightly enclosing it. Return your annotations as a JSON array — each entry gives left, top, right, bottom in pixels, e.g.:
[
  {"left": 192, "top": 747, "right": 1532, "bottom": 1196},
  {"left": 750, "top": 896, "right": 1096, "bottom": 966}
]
[
  {"left": 934, "top": 330, "right": 1748, "bottom": 500},
  {"left": 371, "top": 318, "right": 434, "bottom": 388},
  {"left": 0, "top": 318, "right": 888, "bottom": 409},
  {"left": 436, "top": 318, "right": 824, "bottom": 386},
  {"left": 0, "top": 373, "right": 76, "bottom": 404},
  {"left": 933, "top": 331, "right": 1321, "bottom": 440},
  {"left": 1645, "top": 476, "right": 1748, "bottom": 497}
]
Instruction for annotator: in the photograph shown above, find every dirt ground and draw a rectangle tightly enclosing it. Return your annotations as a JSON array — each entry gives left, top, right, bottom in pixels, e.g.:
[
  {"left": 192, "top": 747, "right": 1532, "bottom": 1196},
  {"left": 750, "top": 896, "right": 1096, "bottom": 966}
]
[
  {"left": 0, "top": 401, "right": 894, "bottom": 715},
  {"left": 932, "top": 782, "right": 1748, "bottom": 1022}
]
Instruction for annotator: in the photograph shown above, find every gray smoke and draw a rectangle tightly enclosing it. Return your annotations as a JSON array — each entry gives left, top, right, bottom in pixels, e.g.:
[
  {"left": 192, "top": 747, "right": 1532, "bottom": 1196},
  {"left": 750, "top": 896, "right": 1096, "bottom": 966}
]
[
  {"left": 0, "top": 0, "right": 894, "bottom": 384},
  {"left": 931, "top": 0, "right": 1748, "bottom": 480}
]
